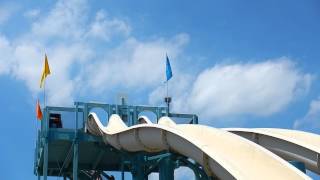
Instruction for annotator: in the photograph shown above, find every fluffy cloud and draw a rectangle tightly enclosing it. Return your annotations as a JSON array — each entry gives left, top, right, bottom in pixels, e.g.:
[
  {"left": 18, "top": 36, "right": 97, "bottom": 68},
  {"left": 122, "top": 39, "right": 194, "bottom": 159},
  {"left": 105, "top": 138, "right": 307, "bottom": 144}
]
[
  {"left": 0, "top": 35, "right": 13, "bottom": 75},
  {"left": 189, "top": 59, "right": 312, "bottom": 118},
  {"left": 0, "top": 0, "right": 313, "bottom": 119},
  {"left": 0, "top": 0, "right": 189, "bottom": 106},
  {"left": 86, "top": 10, "right": 131, "bottom": 41},
  {"left": 82, "top": 33, "right": 189, "bottom": 93},
  {"left": 31, "top": 0, "right": 88, "bottom": 40},
  {"left": 294, "top": 98, "right": 320, "bottom": 132},
  {"left": 0, "top": 3, "right": 18, "bottom": 25},
  {"left": 149, "top": 58, "right": 313, "bottom": 119},
  {"left": 23, "top": 9, "right": 40, "bottom": 19}
]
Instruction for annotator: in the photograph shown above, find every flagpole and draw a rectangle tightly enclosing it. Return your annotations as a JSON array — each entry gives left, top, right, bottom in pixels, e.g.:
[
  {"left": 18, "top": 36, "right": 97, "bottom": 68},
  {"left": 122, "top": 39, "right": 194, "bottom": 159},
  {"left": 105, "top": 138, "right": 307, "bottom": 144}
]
[
  {"left": 166, "top": 80, "right": 169, "bottom": 99},
  {"left": 164, "top": 53, "right": 172, "bottom": 116},
  {"left": 44, "top": 79, "right": 46, "bottom": 107}
]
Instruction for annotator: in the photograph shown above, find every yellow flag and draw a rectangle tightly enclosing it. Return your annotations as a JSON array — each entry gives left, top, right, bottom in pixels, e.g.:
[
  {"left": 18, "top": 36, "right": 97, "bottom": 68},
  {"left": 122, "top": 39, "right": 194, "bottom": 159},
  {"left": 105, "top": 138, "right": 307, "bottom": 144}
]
[{"left": 40, "top": 54, "right": 51, "bottom": 88}]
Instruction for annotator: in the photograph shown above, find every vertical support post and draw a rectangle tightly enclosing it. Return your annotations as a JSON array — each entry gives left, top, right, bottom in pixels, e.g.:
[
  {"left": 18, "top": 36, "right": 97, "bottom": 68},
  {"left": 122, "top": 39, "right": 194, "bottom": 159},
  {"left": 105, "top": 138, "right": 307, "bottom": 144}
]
[
  {"left": 121, "top": 160, "right": 125, "bottom": 180},
  {"left": 193, "top": 115, "right": 198, "bottom": 124},
  {"left": 159, "top": 156, "right": 174, "bottom": 180},
  {"left": 156, "top": 108, "right": 160, "bottom": 123},
  {"left": 73, "top": 103, "right": 79, "bottom": 180},
  {"left": 164, "top": 97, "right": 171, "bottom": 116},
  {"left": 107, "top": 105, "right": 111, "bottom": 120},
  {"left": 133, "top": 107, "right": 137, "bottom": 126},
  {"left": 83, "top": 103, "right": 88, "bottom": 131},
  {"left": 127, "top": 107, "right": 131, "bottom": 125},
  {"left": 116, "top": 104, "right": 119, "bottom": 114},
  {"left": 43, "top": 107, "right": 49, "bottom": 180},
  {"left": 132, "top": 154, "right": 146, "bottom": 180},
  {"left": 73, "top": 142, "right": 79, "bottom": 180}
]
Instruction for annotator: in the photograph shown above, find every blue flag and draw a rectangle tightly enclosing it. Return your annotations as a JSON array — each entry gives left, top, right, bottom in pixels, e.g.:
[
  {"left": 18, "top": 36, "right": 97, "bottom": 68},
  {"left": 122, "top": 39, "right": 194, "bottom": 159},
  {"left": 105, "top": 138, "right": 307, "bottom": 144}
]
[{"left": 166, "top": 54, "right": 173, "bottom": 81}]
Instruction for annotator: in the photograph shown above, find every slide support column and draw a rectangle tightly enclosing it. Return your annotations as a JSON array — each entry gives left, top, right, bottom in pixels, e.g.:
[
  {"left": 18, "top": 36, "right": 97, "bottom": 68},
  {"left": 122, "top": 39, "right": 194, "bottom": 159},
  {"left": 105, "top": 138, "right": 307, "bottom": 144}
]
[
  {"left": 159, "top": 155, "right": 175, "bottom": 180},
  {"left": 43, "top": 108, "right": 49, "bottom": 180},
  {"left": 73, "top": 103, "right": 79, "bottom": 180}
]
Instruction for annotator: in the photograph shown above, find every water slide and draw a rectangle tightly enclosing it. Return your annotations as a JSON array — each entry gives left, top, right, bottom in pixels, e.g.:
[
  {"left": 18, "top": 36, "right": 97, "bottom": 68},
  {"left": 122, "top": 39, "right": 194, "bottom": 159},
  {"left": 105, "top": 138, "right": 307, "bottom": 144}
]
[
  {"left": 86, "top": 113, "right": 311, "bottom": 180},
  {"left": 226, "top": 128, "right": 320, "bottom": 175}
]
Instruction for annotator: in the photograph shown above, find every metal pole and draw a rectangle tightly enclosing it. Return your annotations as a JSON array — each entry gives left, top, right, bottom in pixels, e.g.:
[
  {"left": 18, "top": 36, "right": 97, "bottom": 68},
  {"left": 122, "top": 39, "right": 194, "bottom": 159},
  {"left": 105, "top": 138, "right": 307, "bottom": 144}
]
[
  {"left": 132, "top": 155, "right": 146, "bottom": 180},
  {"left": 167, "top": 81, "right": 169, "bottom": 115},
  {"left": 83, "top": 103, "right": 88, "bottom": 131},
  {"left": 167, "top": 80, "right": 169, "bottom": 100},
  {"left": 43, "top": 108, "right": 48, "bottom": 180},
  {"left": 121, "top": 161, "right": 125, "bottom": 180},
  {"left": 44, "top": 79, "right": 46, "bottom": 107},
  {"left": 159, "top": 156, "right": 174, "bottom": 180},
  {"left": 73, "top": 103, "right": 79, "bottom": 180}
]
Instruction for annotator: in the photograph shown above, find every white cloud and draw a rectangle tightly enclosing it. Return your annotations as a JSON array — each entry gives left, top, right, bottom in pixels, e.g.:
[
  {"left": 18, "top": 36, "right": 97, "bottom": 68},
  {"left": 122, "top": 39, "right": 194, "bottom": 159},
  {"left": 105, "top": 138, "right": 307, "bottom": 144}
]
[
  {"left": 31, "top": 0, "right": 88, "bottom": 40},
  {"left": 0, "top": 0, "right": 189, "bottom": 106},
  {"left": 0, "top": 0, "right": 313, "bottom": 117},
  {"left": 149, "top": 58, "right": 313, "bottom": 120},
  {"left": 82, "top": 33, "right": 189, "bottom": 93},
  {"left": 0, "top": 35, "right": 13, "bottom": 74},
  {"left": 294, "top": 98, "right": 320, "bottom": 131},
  {"left": 189, "top": 59, "right": 312, "bottom": 118},
  {"left": 24, "top": 9, "right": 40, "bottom": 19},
  {"left": 149, "top": 73, "right": 194, "bottom": 111},
  {"left": 0, "top": 3, "right": 17, "bottom": 25},
  {"left": 86, "top": 10, "right": 131, "bottom": 41}
]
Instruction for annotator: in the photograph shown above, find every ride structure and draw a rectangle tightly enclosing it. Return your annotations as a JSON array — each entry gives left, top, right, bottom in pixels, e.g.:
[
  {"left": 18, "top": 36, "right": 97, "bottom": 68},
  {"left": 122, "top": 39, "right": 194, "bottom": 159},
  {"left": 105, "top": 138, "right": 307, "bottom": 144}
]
[
  {"left": 34, "top": 100, "right": 320, "bottom": 180},
  {"left": 34, "top": 100, "right": 202, "bottom": 180}
]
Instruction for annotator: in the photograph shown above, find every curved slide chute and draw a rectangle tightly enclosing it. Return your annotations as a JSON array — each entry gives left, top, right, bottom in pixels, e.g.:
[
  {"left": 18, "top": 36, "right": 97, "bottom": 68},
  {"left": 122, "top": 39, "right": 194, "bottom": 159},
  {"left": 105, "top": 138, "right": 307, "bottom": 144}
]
[
  {"left": 87, "top": 113, "right": 310, "bottom": 180},
  {"left": 226, "top": 128, "right": 320, "bottom": 174}
]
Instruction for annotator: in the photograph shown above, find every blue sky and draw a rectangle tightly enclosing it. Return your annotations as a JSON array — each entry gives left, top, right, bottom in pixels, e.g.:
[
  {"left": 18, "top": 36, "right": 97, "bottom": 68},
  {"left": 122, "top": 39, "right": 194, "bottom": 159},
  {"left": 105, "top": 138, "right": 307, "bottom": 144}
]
[{"left": 0, "top": 0, "right": 319, "bottom": 179}]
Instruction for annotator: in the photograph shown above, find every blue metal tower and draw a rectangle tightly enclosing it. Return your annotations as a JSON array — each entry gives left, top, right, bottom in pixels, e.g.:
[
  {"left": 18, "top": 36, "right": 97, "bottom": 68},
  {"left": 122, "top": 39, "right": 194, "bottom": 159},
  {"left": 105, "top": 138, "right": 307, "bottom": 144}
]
[{"left": 34, "top": 101, "right": 213, "bottom": 180}]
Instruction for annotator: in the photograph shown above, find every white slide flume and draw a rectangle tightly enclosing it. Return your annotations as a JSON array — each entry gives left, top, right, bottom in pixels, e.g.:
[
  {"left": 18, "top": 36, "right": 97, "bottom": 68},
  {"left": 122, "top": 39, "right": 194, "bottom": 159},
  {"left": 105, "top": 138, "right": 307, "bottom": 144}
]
[
  {"left": 226, "top": 128, "right": 320, "bottom": 174},
  {"left": 87, "top": 113, "right": 310, "bottom": 180}
]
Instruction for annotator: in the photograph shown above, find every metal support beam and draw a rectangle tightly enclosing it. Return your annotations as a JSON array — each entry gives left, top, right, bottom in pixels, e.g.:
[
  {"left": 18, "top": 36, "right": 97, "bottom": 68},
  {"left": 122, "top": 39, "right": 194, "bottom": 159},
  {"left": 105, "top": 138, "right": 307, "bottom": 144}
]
[
  {"left": 132, "top": 155, "right": 147, "bottom": 180},
  {"left": 92, "top": 150, "right": 104, "bottom": 169},
  {"left": 147, "top": 153, "right": 171, "bottom": 161},
  {"left": 73, "top": 142, "right": 79, "bottom": 180},
  {"left": 159, "top": 156, "right": 174, "bottom": 180},
  {"left": 34, "top": 102, "right": 199, "bottom": 179},
  {"left": 43, "top": 109, "right": 49, "bottom": 180},
  {"left": 121, "top": 160, "right": 125, "bottom": 180},
  {"left": 43, "top": 141, "right": 48, "bottom": 180},
  {"left": 101, "top": 171, "right": 115, "bottom": 180},
  {"left": 73, "top": 103, "right": 79, "bottom": 180}
]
